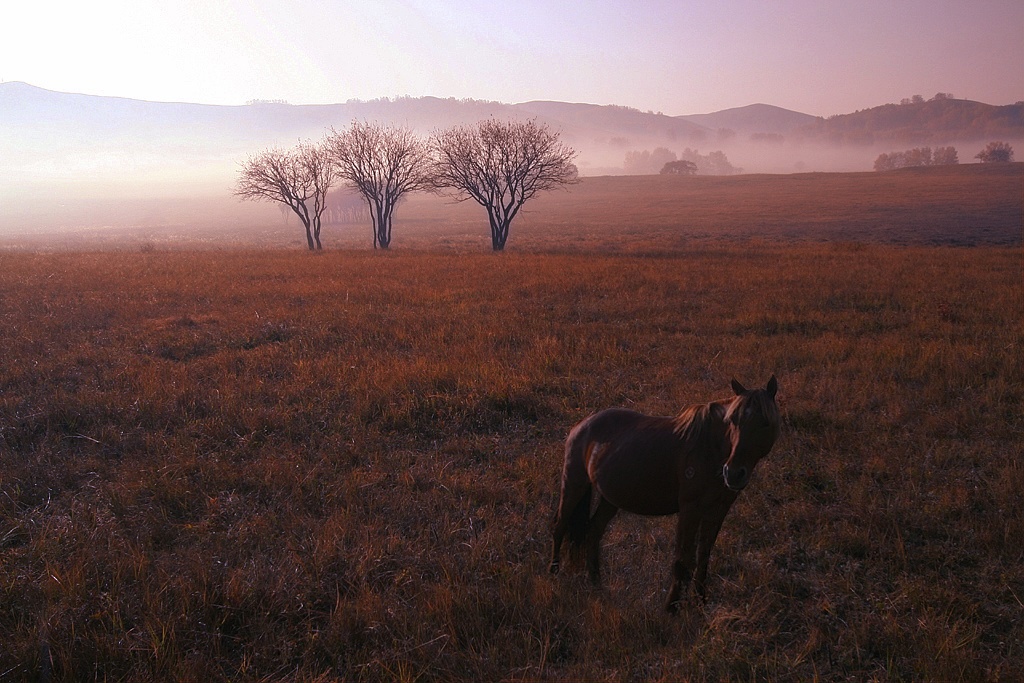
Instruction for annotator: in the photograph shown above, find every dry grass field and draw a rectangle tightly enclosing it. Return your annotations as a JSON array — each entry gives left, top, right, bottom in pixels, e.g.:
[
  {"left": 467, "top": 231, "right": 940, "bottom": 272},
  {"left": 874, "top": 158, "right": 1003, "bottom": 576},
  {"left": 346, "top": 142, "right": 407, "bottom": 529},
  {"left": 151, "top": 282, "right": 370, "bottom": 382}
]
[{"left": 1, "top": 166, "right": 1022, "bottom": 681}]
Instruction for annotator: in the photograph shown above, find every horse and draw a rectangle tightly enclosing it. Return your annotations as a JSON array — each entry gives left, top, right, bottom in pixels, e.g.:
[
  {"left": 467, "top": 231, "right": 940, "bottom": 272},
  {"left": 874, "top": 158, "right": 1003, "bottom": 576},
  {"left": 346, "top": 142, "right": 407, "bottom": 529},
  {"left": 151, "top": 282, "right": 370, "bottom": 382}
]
[{"left": 549, "top": 376, "right": 780, "bottom": 613}]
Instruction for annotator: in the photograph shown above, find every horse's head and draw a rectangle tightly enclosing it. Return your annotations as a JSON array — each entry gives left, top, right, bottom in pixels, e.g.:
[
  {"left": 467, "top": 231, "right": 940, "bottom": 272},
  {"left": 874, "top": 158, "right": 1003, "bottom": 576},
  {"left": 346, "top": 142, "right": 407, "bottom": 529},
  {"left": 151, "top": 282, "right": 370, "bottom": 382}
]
[{"left": 721, "top": 375, "right": 780, "bottom": 491}]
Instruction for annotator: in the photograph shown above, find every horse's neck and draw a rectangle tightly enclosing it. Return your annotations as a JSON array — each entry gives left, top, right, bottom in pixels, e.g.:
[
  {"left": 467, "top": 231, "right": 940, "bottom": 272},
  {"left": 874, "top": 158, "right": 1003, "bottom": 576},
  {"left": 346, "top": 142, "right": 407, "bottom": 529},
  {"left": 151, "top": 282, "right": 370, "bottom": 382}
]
[
  {"left": 676, "top": 400, "right": 729, "bottom": 448},
  {"left": 712, "top": 400, "right": 733, "bottom": 442},
  {"left": 706, "top": 399, "right": 732, "bottom": 433}
]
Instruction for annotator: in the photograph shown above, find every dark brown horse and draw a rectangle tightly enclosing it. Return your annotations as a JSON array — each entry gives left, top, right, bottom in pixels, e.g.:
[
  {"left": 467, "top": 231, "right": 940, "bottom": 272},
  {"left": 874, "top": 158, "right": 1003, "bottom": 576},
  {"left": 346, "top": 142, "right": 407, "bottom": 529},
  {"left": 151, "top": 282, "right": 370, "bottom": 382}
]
[{"left": 549, "top": 376, "right": 780, "bottom": 612}]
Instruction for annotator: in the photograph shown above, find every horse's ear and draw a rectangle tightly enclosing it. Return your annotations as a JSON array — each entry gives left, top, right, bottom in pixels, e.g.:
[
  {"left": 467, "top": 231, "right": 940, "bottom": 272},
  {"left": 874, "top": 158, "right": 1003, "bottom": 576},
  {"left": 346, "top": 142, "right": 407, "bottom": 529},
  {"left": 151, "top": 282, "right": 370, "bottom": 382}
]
[
  {"left": 731, "top": 379, "right": 747, "bottom": 395},
  {"left": 766, "top": 375, "right": 778, "bottom": 400}
]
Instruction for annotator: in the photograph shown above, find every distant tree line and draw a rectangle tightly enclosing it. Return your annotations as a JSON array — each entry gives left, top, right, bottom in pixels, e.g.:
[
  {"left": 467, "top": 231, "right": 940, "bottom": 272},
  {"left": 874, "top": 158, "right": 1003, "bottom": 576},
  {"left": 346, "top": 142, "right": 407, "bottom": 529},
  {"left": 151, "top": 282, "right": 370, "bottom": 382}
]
[
  {"left": 899, "top": 93, "right": 955, "bottom": 106},
  {"left": 874, "top": 141, "right": 1014, "bottom": 171},
  {"left": 624, "top": 147, "right": 740, "bottom": 175},
  {"left": 236, "top": 119, "right": 578, "bottom": 251},
  {"left": 874, "top": 146, "right": 959, "bottom": 171},
  {"left": 975, "top": 141, "right": 1014, "bottom": 163}
]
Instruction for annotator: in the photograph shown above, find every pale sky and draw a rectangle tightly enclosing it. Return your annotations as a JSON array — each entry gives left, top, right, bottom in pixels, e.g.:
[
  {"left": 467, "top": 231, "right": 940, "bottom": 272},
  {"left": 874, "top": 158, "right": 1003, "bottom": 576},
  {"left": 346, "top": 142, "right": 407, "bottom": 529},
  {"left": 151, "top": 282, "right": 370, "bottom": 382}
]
[{"left": 3, "top": 0, "right": 1022, "bottom": 116}]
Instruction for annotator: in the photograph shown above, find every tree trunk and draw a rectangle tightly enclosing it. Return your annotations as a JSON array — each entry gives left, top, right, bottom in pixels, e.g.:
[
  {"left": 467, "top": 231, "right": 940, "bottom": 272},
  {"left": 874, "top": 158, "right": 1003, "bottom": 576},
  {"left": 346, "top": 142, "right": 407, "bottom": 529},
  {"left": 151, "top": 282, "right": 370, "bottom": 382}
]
[
  {"left": 294, "top": 202, "right": 316, "bottom": 251},
  {"left": 371, "top": 198, "right": 391, "bottom": 249},
  {"left": 378, "top": 203, "right": 393, "bottom": 249},
  {"left": 301, "top": 218, "right": 316, "bottom": 251},
  {"left": 377, "top": 216, "right": 391, "bottom": 249},
  {"left": 488, "top": 212, "right": 510, "bottom": 251},
  {"left": 367, "top": 198, "right": 379, "bottom": 249},
  {"left": 312, "top": 216, "right": 323, "bottom": 250}
]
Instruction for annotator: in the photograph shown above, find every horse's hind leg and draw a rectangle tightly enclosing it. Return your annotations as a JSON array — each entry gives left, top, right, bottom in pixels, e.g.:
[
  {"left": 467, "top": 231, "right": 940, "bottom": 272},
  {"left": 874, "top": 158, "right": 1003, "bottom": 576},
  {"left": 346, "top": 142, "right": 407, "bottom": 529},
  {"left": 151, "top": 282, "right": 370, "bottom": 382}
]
[{"left": 585, "top": 496, "right": 618, "bottom": 585}]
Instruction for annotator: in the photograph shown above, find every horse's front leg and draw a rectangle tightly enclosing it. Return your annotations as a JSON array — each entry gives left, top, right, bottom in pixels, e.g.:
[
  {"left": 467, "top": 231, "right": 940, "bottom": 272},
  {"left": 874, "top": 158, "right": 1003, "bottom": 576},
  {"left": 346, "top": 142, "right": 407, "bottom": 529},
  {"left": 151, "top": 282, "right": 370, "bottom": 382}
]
[
  {"left": 694, "top": 505, "right": 732, "bottom": 601},
  {"left": 666, "top": 505, "right": 700, "bottom": 614}
]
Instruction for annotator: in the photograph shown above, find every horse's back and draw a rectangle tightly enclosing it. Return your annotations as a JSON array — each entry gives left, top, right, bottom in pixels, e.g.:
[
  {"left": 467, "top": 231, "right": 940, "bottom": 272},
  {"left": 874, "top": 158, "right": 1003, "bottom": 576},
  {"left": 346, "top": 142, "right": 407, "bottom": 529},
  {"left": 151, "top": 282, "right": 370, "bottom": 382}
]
[
  {"left": 568, "top": 407, "right": 652, "bottom": 443},
  {"left": 569, "top": 408, "right": 684, "bottom": 516}
]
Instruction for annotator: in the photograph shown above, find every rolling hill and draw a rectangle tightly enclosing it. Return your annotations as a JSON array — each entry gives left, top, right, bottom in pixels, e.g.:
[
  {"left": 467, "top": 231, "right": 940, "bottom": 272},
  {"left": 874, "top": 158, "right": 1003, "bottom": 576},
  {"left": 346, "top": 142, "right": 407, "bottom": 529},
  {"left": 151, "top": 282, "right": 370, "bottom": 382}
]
[
  {"left": 678, "top": 103, "right": 820, "bottom": 134},
  {"left": 795, "top": 96, "right": 1024, "bottom": 145}
]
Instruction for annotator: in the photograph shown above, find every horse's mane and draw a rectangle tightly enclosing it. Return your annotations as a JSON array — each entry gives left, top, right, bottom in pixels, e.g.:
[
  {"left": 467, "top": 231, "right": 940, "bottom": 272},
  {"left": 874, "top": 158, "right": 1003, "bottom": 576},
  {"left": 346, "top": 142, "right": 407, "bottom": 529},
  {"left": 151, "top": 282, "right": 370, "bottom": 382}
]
[
  {"left": 672, "top": 402, "right": 726, "bottom": 448},
  {"left": 723, "top": 389, "right": 781, "bottom": 428},
  {"left": 671, "top": 389, "right": 780, "bottom": 451}
]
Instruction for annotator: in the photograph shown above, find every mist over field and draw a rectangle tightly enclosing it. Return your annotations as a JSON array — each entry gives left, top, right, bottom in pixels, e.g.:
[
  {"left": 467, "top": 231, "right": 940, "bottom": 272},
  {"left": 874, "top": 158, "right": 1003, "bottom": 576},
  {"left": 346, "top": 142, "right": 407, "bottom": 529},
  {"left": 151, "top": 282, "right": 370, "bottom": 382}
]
[{"left": 1, "top": 82, "right": 1021, "bottom": 241}]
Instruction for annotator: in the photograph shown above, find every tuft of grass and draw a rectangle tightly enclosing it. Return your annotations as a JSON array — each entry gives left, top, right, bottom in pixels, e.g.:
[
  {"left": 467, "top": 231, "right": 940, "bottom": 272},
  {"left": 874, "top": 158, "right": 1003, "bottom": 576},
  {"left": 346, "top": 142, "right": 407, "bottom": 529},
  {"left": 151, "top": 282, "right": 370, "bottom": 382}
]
[{"left": 0, "top": 241, "right": 1021, "bottom": 681}]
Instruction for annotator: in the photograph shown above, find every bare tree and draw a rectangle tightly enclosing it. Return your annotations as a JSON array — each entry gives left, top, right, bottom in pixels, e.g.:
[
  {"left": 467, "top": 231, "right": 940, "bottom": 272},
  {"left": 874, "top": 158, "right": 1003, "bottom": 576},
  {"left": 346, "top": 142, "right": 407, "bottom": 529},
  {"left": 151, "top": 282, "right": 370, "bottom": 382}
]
[
  {"left": 433, "top": 119, "right": 578, "bottom": 251},
  {"left": 235, "top": 142, "right": 333, "bottom": 250},
  {"left": 327, "top": 121, "right": 433, "bottom": 249},
  {"left": 235, "top": 140, "right": 335, "bottom": 250}
]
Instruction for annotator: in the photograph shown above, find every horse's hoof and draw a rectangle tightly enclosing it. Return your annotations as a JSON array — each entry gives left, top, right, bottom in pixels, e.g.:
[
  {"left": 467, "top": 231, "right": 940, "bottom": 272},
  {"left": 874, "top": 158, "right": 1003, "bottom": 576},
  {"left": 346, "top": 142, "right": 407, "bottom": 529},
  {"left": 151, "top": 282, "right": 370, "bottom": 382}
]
[
  {"left": 548, "top": 562, "right": 560, "bottom": 575},
  {"left": 665, "top": 600, "right": 681, "bottom": 615}
]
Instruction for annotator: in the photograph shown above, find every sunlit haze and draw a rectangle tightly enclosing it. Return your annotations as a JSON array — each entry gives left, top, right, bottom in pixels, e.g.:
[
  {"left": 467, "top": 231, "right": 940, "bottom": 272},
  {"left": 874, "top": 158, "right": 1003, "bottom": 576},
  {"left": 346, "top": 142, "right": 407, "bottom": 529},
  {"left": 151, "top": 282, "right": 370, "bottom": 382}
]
[{"left": 4, "top": 0, "right": 1022, "bottom": 115}]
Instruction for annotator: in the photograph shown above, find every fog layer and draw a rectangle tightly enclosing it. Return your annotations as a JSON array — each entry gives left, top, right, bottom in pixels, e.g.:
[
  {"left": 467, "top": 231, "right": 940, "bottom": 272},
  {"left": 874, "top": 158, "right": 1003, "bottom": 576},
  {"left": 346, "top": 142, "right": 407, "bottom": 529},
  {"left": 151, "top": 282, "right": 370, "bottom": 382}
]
[{"left": 2, "top": 83, "right": 1020, "bottom": 238}]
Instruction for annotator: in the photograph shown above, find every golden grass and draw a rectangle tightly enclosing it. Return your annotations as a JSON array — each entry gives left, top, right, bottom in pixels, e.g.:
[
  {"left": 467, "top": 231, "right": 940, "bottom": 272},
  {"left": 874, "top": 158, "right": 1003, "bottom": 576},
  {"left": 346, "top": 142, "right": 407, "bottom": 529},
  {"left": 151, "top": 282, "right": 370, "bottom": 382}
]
[{"left": 1, "top": 238, "right": 1021, "bottom": 680}]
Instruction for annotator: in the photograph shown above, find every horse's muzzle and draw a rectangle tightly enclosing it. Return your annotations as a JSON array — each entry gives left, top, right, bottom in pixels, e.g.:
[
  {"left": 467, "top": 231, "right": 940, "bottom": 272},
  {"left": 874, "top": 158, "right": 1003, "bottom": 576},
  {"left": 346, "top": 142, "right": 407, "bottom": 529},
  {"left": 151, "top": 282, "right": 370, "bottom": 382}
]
[{"left": 723, "top": 465, "right": 749, "bottom": 491}]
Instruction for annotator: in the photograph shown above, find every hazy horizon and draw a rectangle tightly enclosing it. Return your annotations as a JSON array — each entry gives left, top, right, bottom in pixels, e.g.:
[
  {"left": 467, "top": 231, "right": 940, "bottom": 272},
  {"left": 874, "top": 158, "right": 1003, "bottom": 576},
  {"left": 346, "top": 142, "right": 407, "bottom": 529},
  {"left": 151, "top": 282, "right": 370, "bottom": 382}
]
[
  {"left": 2, "top": 0, "right": 1022, "bottom": 239},
  {"left": 3, "top": 1, "right": 1022, "bottom": 117},
  {"left": 1, "top": 82, "right": 1021, "bottom": 241}
]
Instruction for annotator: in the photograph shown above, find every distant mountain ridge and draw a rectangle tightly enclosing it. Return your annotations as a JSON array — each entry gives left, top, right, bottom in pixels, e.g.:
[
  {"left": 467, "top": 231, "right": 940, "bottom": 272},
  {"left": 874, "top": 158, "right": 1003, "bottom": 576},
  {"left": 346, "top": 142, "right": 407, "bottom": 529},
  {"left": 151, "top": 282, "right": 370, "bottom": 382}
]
[
  {"left": 678, "top": 103, "right": 819, "bottom": 134},
  {"left": 1, "top": 81, "right": 1021, "bottom": 189},
  {"left": 512, "top": 100, "right": 709, "bottom": 141}
]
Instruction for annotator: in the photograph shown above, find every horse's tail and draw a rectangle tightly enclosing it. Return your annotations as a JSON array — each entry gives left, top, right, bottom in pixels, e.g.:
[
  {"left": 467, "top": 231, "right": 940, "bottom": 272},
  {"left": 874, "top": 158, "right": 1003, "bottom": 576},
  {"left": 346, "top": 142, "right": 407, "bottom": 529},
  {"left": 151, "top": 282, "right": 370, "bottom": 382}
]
[
  {"left": 565, "top": 484, "right": 592, "bottom": 565},
  {"left": 551, "top": 423, "right": 595, "bottom": 571}
]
